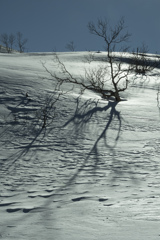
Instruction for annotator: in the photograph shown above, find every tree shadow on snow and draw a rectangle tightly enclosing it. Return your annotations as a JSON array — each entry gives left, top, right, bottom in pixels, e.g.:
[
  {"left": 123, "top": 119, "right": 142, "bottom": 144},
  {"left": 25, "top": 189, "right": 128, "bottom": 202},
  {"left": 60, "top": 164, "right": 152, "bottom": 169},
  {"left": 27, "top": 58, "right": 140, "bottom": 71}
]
[
  {"left": 59, "top": 96, "right": 124, "bottom": 187},
  {"left": 0, "top": 92, "right": 48, "bottom": 171},
  {"left": 0, "top": 127, "right": 44, "bottom": 171}
]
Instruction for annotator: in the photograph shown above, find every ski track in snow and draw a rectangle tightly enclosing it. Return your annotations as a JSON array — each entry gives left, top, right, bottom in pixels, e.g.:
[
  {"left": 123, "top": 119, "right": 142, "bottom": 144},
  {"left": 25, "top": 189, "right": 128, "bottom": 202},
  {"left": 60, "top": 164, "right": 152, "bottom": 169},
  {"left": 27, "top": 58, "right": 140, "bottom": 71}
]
[{"left": 0, "top": 52, "right": 160, "bottom": 239}]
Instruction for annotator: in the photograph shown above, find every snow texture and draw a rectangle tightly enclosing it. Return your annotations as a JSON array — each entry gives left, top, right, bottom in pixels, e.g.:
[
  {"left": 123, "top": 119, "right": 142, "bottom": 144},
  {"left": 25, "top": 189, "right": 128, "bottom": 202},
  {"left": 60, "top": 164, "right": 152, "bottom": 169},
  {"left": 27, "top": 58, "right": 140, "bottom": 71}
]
[{"left": 0, "top": 52, "right": 160, "bottom": 239}]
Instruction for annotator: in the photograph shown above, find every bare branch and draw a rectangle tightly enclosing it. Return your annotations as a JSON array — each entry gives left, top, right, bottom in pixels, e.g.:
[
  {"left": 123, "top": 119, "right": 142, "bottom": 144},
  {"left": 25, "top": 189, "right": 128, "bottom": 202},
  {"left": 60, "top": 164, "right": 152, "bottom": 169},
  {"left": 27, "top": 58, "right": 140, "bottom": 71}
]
[
  {"left": 17, "top": 32, "right": 28, "bottom": 53},
  {"left": 9, "top": 34, "right": 15, "bottom": 52},
  {"left": 131, "top": 43, "right": 160, "bottom": 75},
  {"left": 0, "top": 33, "right": 10, "bottom": 52},
  {"left": 65, "top": 41, "right": 76, "bottom": 51},
  {"left": 88, "top": 17, "right": 131, "bottom": 54}
]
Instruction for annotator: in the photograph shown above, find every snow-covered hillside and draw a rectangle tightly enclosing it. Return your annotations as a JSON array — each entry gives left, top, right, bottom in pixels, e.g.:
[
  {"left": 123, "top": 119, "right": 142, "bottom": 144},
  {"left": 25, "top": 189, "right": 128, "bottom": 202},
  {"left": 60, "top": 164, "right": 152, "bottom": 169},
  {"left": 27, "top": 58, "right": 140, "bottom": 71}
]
[{"left": 0, "top": 52, "right": 160, "bottom": 240}]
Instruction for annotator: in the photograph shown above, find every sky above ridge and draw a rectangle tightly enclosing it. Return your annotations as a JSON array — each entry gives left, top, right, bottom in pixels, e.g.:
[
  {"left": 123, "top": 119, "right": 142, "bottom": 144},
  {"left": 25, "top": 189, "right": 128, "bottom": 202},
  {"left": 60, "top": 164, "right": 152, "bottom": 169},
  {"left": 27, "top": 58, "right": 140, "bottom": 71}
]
[{"left": 0, "top": 0, "right": 160, "bottom": 53}]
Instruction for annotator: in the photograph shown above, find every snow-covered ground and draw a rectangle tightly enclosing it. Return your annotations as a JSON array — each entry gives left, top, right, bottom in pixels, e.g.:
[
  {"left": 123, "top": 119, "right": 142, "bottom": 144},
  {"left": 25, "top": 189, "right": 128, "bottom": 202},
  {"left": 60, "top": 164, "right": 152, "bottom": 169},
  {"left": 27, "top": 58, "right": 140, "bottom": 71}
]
[{"left": 0, "top": 52, "right": 160, "bottom": 239}]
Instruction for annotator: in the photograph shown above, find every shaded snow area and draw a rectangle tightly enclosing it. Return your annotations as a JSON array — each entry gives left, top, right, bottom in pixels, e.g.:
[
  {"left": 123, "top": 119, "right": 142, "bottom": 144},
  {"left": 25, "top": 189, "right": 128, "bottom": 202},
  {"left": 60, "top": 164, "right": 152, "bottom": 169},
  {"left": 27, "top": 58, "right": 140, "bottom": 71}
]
[{"left": 0, "top": 52, "right": 160, "bottom": 239}]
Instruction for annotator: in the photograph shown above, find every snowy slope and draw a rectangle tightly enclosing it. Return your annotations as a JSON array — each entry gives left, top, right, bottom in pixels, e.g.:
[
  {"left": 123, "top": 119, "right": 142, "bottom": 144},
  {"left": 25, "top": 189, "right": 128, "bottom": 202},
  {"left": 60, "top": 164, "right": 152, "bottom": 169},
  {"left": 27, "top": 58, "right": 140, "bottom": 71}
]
[{"left": 0, "top": 52, "right": 160, "bottom": 240}]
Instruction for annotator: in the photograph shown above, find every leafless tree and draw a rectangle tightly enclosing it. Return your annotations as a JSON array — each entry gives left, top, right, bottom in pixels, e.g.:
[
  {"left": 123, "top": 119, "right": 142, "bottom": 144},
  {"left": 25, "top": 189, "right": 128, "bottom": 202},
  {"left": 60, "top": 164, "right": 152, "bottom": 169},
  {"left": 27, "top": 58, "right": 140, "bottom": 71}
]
[
  {"left": 16, "top": 32, "right": 28, "bottom": 53},
  {"left": 87, "top": 17, "right": 131, "bottom": 101},
  {"left": 65, "top": 41, "right": 76, "bottom": 51},
  {"left": 131, "top": 42, "right": 160, "bottom": 75},
  {"left": 0, "top": 33, "right": 10, "bottom": 52},
  {"left": 9, "top": 34, "right": 15, "bottom": 52},
  {"left": 45, "top": 18, "right": 132, "bottom": 101},
  {"left": 0, "top": 33, "right": 16, "bottom": 53},
  {"left": 50, "top": 53, "right": 110, "bottom": 97},
  {"left": 43, "top": 18, "right": 134, "bottom": 102}
]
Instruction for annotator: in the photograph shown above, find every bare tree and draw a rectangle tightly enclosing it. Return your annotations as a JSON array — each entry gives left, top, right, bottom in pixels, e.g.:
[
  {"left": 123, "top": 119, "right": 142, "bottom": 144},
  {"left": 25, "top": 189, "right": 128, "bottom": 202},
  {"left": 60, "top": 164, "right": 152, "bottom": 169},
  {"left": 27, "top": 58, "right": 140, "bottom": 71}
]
[
  {"left": 50, "top": 53, "right": 110, "bottom": 97},
  {"left": 87, "top": 17, "right": 131, "bottom": 101},
  {"left": 43, "top": 18, "right": 132, "bottom": 101},
  {"left": 9, "top": 34, "right": 15, "bottom": 52},
  {"left": 131, "top": 42, "right": 160, "bottom": 75},
  {"left": 65, "top": 41, "right": 76, "bottom": 51},
  {"left": 16, "top": 32, "right": 28, "bottom": 53},
  {"left": 0, "top": 33, "right": 10, "bottom": 52},
  {"left": 0, "top": 33, "right": 16, "bottom": 53}
]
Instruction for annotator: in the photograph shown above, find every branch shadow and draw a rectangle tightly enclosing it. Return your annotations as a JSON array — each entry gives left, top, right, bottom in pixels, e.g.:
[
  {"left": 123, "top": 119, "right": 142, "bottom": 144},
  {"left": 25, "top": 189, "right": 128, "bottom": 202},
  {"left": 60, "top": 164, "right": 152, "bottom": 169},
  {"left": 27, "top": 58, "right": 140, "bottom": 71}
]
[
  {"left": 0, "top": 92, "right": 49, "bottom": 171},
  {"left": 0, "top": 127, "right": 44, "bottom": 171},
  {"left": 58, "top": 96, "right": 123, "bottom": 188}
]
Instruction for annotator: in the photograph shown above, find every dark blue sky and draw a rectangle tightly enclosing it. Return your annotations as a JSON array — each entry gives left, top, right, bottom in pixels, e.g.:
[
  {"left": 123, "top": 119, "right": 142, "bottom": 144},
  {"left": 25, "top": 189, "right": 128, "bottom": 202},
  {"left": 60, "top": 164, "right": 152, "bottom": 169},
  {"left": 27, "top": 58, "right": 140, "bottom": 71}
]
[{"left": 1, "top": 0, "right": 160, "bottom": 53}]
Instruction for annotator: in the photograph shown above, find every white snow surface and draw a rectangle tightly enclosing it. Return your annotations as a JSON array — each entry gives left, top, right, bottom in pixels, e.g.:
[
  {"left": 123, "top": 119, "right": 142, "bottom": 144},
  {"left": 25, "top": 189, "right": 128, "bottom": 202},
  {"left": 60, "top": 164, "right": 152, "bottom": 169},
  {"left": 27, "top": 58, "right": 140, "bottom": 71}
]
[{"left": 0, "top": 51, "right": 160, "bottom": 239}]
